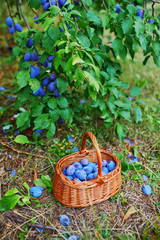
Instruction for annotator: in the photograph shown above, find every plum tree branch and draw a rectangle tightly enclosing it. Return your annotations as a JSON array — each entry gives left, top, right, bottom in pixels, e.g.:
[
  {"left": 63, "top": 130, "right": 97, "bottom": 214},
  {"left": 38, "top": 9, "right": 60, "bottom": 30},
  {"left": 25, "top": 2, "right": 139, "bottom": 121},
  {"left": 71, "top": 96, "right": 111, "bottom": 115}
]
[
  {"left": 102, "top": 0, "right": 108, "bottom": 13},
  {"left": 19, "top": 0, "right": 30, "bottom": 30},
  {"left": 5, "top": 0, "right": 12, "bottom": 17}
]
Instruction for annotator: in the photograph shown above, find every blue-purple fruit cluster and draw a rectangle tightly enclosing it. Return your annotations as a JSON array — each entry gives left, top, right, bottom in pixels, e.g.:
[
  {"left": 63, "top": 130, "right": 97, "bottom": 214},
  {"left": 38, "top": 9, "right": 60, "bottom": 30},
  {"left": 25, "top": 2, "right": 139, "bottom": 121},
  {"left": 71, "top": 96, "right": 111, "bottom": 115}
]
[
  {"left": 6, "top": 17, "right": 22, "bottom": 34},
  {"left": 62, "top": 159, "right": 116, "bottom": 182}
]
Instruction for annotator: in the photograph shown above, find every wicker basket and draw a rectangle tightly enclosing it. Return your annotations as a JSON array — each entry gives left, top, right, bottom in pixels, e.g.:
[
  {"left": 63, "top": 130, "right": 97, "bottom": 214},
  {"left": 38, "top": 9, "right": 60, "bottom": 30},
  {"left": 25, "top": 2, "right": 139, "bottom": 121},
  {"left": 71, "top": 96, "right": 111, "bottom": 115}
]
[{"left": 53, "top": 131, "right": 122, "bottom": 208}]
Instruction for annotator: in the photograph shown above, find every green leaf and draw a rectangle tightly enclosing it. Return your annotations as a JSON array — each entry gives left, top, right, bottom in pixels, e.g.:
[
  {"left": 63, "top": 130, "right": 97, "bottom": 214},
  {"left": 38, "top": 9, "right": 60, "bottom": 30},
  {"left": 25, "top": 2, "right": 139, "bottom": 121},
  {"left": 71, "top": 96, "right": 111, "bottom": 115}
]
[
  {"left": 36, "top": 11, "right": 50, "bottom": 21},
  {"left": 72, "top": 54, "right": 84, "bottom": 65},
  {"left": 119, "top": 111, "right": 132, "bottom": 122},
  {"left": 34, "top": 114, "right": 49, "bottom": 130},
  {"left": 83, "top": 71, "right": 99, "bottom": 91},
  {"left": 29, "top": 0, "right": 41, "bottom": 9},
  {"left": 57, "top": 97, "right": 68, "bottom": 108},
  {"left": 16, "top": 111, "right": 30, "bottom": 128},
  {"left": 50, "top": 5, "right": 60, "bottom": 15},
  {"left": 130, "top": 87, "right": 141, "bottom": 97},
  {"left": 13, "top": 47, "right": 22, "bottom": 57},
  {"left": 34, "top": 178, "right": 47, "bottom": 188},
  {"left": 116, "top": 123, "right": 126, "bottom": 141},
  {"left": 33, "top": 31, "right": 41, "bottom": 46},
  {"left": 122, "top": 19, "right": 133, "bottom": 35},
  {"left": 60, "top": 108, "right": 70, "bottom": 121},
  {"left": 47, "top": 27, "right": 60, "bottom": 42},
  {"left": 0, "top": 195, "right": 21, "bottom": 212},
  {"left": 5, "top": 188, "right": 19, "bottom": 197},
  {"left": 48, "top": 98, "right": 57, "bottom": 110},
  {"left": 22, "top": 182, "right": 30, "bottom": 192},
  {"left": 87, "top": 11, "right": 101, "bottom": 25},
  {"left": 152, "top": 41, "right": 160, "bottom": 56},
  {"left": 14, "top": 135, "right": 29, "bottom": 144},
  {"left": 57, "top": 77, "right": 69, "bottom": 94},
  {"left": 50, "top": 109, "right": 60, "bottom": 122},
  {"left": 127, "top": 4, "right": 137, "bottom": 15},
  {"left": 29, "top": 79, "right": 40, "bottom": 93},
  {"left": 108, "top": 87, "right": 119, "bottom": 99},
  {"left": 139, "top": 35, "right": 149, "bottom": 51},
  {"left": 16, "top": 71, "right": 30, "bottom": 89},
  {"left": 134, "top": 107, "right": 142, "bottom": 123},
  {"left": 112, "top": 38, "right": 127, "bottom": 60},
  {"left": 32, "top": 105, "right": 44, "bottom": 117},
  {"left": 134, "top": 18, "right": 145, "bottom": 37},
  {"left": 76, "top": 35, "right": 90, "bottom": 48},
  {"left": 41, "top": 175, "right": 52, "bottom": 188},
  {"left": 99, "top": 10, "right": 109, "bottom": 28},
  {"left": 47, "top": 122, "right": 56, "bottom": 139},
  {"left": 107, "top": 101, "right": 116, "bottom": 114}
]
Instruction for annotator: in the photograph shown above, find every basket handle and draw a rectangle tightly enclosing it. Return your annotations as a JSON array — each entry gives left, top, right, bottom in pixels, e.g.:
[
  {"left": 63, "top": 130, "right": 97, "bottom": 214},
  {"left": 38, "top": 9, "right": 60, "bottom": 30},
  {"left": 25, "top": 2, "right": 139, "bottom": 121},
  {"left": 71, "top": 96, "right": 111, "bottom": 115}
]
[{"left": 80, "top": 131, "right": 102, "bottom": 177}]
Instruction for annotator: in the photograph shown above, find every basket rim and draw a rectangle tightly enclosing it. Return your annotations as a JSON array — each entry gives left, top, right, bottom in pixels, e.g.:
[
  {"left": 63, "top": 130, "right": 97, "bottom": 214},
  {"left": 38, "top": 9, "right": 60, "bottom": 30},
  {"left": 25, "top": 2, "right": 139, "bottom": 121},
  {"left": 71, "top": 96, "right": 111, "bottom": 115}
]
[{"left": 53, "top": 149, "right": 121, "bottom": 189}]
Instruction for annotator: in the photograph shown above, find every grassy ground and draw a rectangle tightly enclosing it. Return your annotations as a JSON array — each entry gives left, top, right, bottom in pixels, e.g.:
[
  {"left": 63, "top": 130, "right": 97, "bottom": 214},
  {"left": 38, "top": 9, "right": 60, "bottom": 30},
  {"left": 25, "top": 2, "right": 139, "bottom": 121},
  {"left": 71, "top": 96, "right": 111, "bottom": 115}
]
[{"left": 0, "top": 4, "right": 160, "bottom": 240}]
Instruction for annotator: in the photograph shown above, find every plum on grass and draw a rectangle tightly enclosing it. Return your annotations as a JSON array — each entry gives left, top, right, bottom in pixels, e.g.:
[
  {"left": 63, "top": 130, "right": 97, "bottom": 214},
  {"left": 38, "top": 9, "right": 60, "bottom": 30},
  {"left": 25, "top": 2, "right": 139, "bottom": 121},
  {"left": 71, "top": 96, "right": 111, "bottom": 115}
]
[
  {"left": 9, "top": 26, "right": 15, "bottom": 34},
  {"left": 58, "top": 116, "right": 65, "bottom": 123},
  {"left": 66, "top": 165, "right": 75, "bottom": 176},
  {"left": 29, "top": 186, "right": 43, "bottom": 198},
  {"left": 142, "top": 185, "right": 152, "bottom": 195},
  {"left": 67, "top": 236, "right": 78, "bottom": 240},
  {"left": 6, "top": 17, "right": 13, "bottom": 27},
  {"left": 75, "top": 170, "right": 87, "bottom": 181},
  {"left": 115, "top": 4, "right": 121, "bottom": 13},
  {"left": 24, "top": 52, "right": 31, "bottom": 61},
  {"left": 81, "top": 158, "right": 88, "bottom": 166},
  {"left": 42, "top": 78, "right": 50, "bottom": 86},
  {"left": 15, "top": 24, "right": 22, "bottom": 32},
  {"left": 59, "top": 215, "right": 70, "bottom": 226},
  {"left": 33, "top": 129, "right": 43, "bottom": 137}
]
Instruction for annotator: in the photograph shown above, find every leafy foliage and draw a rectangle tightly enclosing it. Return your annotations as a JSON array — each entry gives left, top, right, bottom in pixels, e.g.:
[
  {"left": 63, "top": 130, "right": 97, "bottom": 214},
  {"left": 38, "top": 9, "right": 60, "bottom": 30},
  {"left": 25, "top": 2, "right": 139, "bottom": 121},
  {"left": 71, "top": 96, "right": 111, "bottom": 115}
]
[{"left": 6, "top": 0, "right": 160, "bottom": 140}]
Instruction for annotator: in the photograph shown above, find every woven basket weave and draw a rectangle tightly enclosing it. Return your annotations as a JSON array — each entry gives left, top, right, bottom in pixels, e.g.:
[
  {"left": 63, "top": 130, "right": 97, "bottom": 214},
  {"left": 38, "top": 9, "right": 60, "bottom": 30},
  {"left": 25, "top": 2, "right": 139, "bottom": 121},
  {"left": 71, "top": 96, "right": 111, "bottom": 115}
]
[{"left": 53, "top": 131, "right": 121, "bottom": 208}]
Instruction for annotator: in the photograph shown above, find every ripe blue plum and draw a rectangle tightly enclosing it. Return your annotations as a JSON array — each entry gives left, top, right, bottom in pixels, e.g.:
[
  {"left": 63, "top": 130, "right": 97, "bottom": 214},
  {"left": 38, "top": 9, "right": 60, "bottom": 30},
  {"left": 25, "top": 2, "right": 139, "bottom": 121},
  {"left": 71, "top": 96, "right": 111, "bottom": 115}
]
[
  {"left": 34, "top": 15, "right": 39, "bottom": 23},
  {"left": 31, "top": 52, "right": 38, "bottom": 61},
  {"left": 42, "top": 78, "right": 50, "bottom": 86},
  {"left": 59, "top": 0, "right": 66, "bottom": 6},
  {"left": 142, "top": 185, "right": 152, "bottom": 195},
  {"left": 51, "top": 0, "right": 57, "bottom": 5},
  {"left": 60, "top": 27, "right": 64, "bottom": 32},
  {"left": 59, "top": 215, "right": 70, "bottom": 226},
  {"left": 102, "top": 167, "right": 109, "bottom": 175},
  {"left": 107, "top": 161, "right": 116, "bottom": 171},
  {"left": 24, "top": 53, "right": 31, "bottom": 61},
  {"left": 54, "top": 88, "right": 61, "bottom": 97},
  {"left": 142, "top": 175, "right": 148, "bottom": 181},
  {"left": 74, "top": 0, "right": 80, "bottom": 6},
  {"left": 115, "top": 4, "right": 121, "bottom": 13},
  {"left": 93, "top": 171, "right": 98, "bottom": 178},
  {"left": 41, "top": 0, "right": 47, "bottom": 4},
  {"left": 33, "top": 66, "right": 41, "bottom": 77},
  {"left": 33, "top": 89, "right": 39, "bottom": 96},
  {"left": 75, "top": 169, "right": 87, "bottom": 181},
  {"left": 15, "top": 24, "right": 22, "bottom": 32},
  {"left": 50, "top": 73, "right": 56, "bottom": 81},
  {"left": 83, "top": 166, "right": 93, "bottom": 175},
  {"left": 66, "top": 175, "right": 73, "bottom": 180},
  {"left": 6, "top": 17, "right": 13, "bottom": 27},
  {"left": 148, "top": 19, "right": 154, "bottom": 23},
  {"left": 29, "top": 186, "right": 43, "bottom": 198},
  {"left": 9, "top": 26, "right": 15, "bottom": 34},
  {"left": 73, "top": 178, "right": 81, "bottom": 182},
  {"left": 81, "top": 158, "right": 88, "bottom": 166},
  {"left": 30, "top": 68, "right": 36, "bottom": 78},
  {"left": 88, "top": 162, "right": 96, "bottom": 168},
  {"left": 102, "top": 159, "right": 107, "bottom": 167},
  {"left": 38, "top": 86, "right": 46, "bottom": 97},
  {"left": 62, "top": 168, "right": 67, "bottom": 176},
  {"left": 58, "top": 117, "right": 65, "bottom": 123},
  {"left": 136, "top": 9, "right": 144, "bottom": 18},
  {"left": 93, "top": 165, "right": 98, "bottom": 173},
  {"left": 72, "top": 162, "right": 82, "bottom": 170},
  {"left": 43, "top": 2, "right": 50, "bottom": 10},
  {"left": 33, "top": 129, "right": 43, "bottom": 137},
  {"left": 66, "top": 165, "right": 75, "bottom": 176},
  {"left": 48, "top": 55, "right": 54, "bottom": 62},
  {"left": 87, "top": 173, "right": 94, "bottom": 180},
  {"left": 43, "top": 60, "right": 48, "bottom": 67},
  {"left": 67, "top": 235, "right": 78, "bottom": 240},
  {"left": 48, "top": 82, "right": 56, "bottom": 91},
  {"left": 28, "top": 37, "right": 34, "bottom": 47}
]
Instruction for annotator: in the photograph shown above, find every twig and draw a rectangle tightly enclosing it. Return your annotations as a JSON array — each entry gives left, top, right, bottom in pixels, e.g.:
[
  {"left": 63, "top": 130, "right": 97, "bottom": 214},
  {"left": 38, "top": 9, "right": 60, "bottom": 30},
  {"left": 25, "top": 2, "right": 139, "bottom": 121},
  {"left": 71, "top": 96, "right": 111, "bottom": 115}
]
[
  {"left": 102, "top": 0, "right": 108, "bottom": 13},
  {"left": 81, "top": 0, "right": 87, "bottom": 12},
  {"left": 0, "top": 141, "right": 52, "bottom": 160},
  {"left": 6, "top": 213, "right": 66, "bottom": 233},
  {"left": 19, "top": 0, "right": 30, "bottom": 29},
  {"left": 16, "top": 0, "right": 21, "bottom": 19},
  {"left": 5, "top": 0, "right": 12, "bottom": 16}
]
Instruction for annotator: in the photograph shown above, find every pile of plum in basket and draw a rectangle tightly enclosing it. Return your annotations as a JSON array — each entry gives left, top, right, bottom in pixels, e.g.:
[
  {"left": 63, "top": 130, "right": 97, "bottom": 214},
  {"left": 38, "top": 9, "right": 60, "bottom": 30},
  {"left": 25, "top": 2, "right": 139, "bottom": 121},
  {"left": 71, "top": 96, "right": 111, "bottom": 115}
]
[{"left": 62, "top": 158, "right": 116, "bottom": 182}]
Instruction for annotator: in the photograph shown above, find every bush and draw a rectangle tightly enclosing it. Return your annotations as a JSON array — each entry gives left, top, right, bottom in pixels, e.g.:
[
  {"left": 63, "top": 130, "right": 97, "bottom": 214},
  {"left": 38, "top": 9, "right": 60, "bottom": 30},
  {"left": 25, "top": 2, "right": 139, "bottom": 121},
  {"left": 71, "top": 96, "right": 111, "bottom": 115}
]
[{"left": 5, "top": 0, "right": 160, "bottom": 140}]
